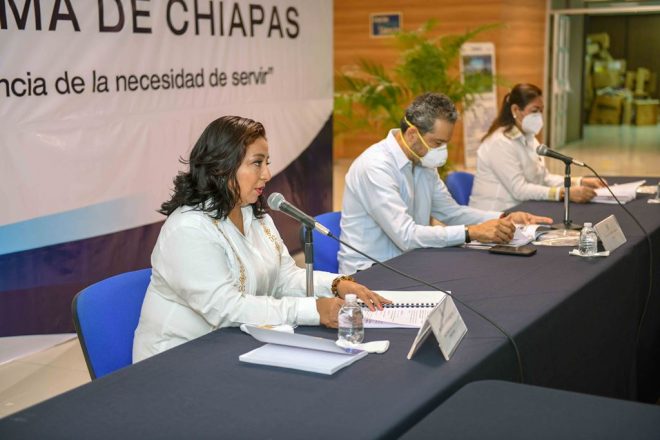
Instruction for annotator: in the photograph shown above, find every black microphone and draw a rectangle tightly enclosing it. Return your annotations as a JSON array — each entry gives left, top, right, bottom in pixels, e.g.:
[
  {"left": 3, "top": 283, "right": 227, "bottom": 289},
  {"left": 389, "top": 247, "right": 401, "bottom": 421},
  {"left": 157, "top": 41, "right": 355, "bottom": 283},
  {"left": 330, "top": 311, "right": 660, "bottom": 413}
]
[
  {"left": 267, "top": 192, "right": 330, "bottom": 235},
  {"left": 536, "top": 144, "right": 585, "bottom": 167}
]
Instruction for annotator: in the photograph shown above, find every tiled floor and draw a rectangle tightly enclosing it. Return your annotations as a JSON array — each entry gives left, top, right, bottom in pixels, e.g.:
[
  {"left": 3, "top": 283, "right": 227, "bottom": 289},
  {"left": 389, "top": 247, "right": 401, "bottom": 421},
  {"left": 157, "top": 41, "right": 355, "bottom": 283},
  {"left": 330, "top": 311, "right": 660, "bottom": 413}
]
[
  {"left": 1, "top": 123, "right": 658, "bottom": 419},
  {"left": 0, "top": 339, "right": 90, "bottom": 418},
  {"left": 545, "top": 124, "right": 660, "bottom": 178}
]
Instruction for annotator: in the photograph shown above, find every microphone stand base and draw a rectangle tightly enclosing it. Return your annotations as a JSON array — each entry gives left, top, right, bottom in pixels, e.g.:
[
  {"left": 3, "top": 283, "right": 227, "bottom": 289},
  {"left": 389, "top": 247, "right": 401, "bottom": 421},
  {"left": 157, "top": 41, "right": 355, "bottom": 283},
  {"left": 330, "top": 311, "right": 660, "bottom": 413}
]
[{"left": 551, "top": 222, "right": 583, "bottom": 231}]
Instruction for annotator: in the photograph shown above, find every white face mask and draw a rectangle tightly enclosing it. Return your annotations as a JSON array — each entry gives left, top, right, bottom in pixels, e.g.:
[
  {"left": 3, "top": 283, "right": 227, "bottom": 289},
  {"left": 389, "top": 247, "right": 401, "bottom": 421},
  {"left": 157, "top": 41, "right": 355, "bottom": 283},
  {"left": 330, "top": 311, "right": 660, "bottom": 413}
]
[
  {"left": 419, "top": 143, "right": 448, "bottom": 168},
  {"left": 521, "top": 112, "right": 543, "bottom": 135},
  {"left": 401, "top": 117, "right": 449, "bottom": 169}
]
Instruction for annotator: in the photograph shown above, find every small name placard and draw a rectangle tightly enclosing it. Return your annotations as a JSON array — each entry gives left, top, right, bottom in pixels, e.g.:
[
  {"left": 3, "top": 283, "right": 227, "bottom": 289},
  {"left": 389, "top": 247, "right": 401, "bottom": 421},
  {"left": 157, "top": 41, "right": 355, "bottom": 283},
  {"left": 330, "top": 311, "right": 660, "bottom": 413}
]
[
  {"left": 407, "top": 294, "right": 467, "bottom": 361},
  {"left": 594, "top": 214, "right": 626, "bottom": 252}
]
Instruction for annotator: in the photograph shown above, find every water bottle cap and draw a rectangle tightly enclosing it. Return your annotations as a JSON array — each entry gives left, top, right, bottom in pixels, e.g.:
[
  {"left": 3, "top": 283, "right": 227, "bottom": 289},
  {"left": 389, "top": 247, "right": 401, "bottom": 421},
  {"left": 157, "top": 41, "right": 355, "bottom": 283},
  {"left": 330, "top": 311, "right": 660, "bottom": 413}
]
[
  {"left": 345, "top": 293, "right": 357, "bottom": 302},
  {"left": 584, "top": 222, "right": 592, "bottom": 227}
]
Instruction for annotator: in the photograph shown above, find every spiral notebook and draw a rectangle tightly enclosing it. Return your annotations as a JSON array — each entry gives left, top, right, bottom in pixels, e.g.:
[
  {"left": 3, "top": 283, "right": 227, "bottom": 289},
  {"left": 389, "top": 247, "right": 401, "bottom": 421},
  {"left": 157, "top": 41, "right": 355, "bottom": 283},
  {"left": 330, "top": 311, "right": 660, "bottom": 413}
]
[{"left": 361, "top": 290, "right": 448, "bottom": 328}]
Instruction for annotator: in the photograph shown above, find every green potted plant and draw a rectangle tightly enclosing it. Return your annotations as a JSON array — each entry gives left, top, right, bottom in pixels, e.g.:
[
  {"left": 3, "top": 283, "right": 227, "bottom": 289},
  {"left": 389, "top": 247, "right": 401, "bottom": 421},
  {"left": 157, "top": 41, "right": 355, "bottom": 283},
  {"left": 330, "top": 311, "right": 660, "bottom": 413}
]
[{"left": 335, "top": 19, "right": 499, "bottom": 177}]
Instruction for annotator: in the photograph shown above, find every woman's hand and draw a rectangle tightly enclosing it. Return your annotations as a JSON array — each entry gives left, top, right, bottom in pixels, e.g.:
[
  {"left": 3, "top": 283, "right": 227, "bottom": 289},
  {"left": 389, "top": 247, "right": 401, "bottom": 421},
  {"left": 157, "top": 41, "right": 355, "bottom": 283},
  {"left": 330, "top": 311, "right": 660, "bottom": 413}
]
[
  {"left": 316, "top": 297, "right": 343, "bottom": 328},
  {"left": 563, "top": 186, "right": 596, "bottom": 203},
  {"left": 582, "top": 177, "right": 606, "bottom": 189},
  {"left": 335, "top": 280, "right": 391, "bottom": 311}
]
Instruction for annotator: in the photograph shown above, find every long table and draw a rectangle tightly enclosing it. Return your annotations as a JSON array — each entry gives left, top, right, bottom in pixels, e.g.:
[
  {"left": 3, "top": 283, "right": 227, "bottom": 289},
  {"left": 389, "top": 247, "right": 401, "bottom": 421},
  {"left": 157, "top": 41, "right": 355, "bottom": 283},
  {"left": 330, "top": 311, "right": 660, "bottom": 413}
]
[
  {"left": 400, "top": 380, "right": 660, "bottom": 439},
  {"left": 1, "top": 179, "right": 659, "bottom": 439}
]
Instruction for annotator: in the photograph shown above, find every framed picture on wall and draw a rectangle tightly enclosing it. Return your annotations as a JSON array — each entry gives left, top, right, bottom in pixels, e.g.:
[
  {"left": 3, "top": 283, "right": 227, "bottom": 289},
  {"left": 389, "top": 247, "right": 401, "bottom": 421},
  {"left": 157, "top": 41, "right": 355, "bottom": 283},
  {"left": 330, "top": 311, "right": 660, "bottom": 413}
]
[{"left": 370, "top": 13, "right": 402, "bottom": 38}]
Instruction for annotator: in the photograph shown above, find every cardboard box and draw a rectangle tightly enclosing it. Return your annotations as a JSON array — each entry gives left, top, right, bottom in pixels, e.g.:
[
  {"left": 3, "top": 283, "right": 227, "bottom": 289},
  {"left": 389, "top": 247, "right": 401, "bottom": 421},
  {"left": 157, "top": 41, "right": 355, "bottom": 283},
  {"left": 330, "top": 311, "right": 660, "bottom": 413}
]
[
  {"left": 649, "top": 72, "right": 657, "bottom": 95},
  {"left": 635, "top": 68, "right": 651, "bottom": 96},
  {"left": 589, "top": 95, "right": 623, "bottom": 124},
  {"left": 592, "top": 59, "right": 626, "bottom": 88},
  {"left": 586, "top": 43, "right": 600, "bottom": 56},
  {"left": 625, "top": 71, "right": 636, "bottom": 90},
  {"left": 634, "top": 99, "right": 659, "bottom": 125},
  {"left": 588, "top": 33, "right": 610, "bottom": 50}
]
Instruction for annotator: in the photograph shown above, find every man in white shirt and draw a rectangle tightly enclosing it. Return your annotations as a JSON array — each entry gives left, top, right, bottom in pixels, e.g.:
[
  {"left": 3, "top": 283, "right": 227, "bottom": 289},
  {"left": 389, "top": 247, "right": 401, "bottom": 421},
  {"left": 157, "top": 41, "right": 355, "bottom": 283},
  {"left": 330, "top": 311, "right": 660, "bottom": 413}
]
[{"left": 338, "top": 93, "right": 552, "bottom": 274}]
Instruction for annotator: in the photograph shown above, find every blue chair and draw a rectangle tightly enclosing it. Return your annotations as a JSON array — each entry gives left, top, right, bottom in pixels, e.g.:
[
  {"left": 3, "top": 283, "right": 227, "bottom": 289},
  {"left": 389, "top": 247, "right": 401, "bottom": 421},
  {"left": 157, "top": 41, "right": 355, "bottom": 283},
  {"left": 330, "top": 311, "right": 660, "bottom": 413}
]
[
  {"left": 445, "top": 171, "right": 475, "bottom": 206},
  {"left": 299, "top": 211, "right": 341, "bottom": 273},
  {"left": 72, "top": 268, "right": 151, "bottom": 379}
]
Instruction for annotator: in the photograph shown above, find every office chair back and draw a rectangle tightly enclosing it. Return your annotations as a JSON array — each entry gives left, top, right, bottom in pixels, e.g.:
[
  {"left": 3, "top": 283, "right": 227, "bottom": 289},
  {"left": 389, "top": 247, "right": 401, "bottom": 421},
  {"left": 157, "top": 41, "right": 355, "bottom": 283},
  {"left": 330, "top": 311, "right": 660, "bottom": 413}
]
[
  {"left": 72, "top": 268, "right": 151, "bottom": 379},
  {"left": 299, "top": 211, "right": 341, "bottom": 273},
  {"left": 445, "top": 171, "right": 475, "bottom": 206}
]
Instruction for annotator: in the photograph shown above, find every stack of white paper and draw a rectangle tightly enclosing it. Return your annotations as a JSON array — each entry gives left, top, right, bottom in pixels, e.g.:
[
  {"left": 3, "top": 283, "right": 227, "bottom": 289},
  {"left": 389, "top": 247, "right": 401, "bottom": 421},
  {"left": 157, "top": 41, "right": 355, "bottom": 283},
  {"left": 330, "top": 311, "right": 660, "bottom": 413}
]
[
  {"left": 239, "top": 326, "right": 367, "bottom": 375},
  {"left": 592, "top": 180, "right": 645, "bottom": 204},
  {"left": 240, "top": 344, "right": 367, "bottom": 375}
]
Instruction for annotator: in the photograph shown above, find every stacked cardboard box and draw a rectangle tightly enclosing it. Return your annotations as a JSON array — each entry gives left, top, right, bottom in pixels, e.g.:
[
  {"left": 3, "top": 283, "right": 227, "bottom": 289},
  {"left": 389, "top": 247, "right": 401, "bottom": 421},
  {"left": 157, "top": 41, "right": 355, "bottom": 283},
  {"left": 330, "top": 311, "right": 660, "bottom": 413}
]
[
  {"left": 585, "top": 32, "right": 658, "bottom": 125},
  {"left": 634, "top": 99, "right": 659, "bottom": 126}
]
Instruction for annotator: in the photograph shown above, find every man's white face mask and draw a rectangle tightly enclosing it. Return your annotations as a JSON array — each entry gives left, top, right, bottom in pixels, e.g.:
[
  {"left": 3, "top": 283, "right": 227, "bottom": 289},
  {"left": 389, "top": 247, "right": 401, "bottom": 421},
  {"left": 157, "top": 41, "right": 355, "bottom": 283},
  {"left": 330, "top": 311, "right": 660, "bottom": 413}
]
[
  {"left": 419, "top": 142, "right": 448, "bottom": 168},
  {"left": 521, "top": 112, "right": 543, "bottom": 136},
  {"left": 401, "top": 117, "right": 448, "bottom": 169}
]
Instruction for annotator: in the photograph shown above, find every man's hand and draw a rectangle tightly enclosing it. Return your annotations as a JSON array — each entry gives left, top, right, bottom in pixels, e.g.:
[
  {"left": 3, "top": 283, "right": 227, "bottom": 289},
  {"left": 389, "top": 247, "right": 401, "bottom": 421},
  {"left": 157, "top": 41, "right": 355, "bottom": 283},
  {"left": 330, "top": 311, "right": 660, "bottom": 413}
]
[
  {"left": 430, "top": 216, "right": 446, "bottom": 227},
  {"left": 506, "top": 212, "right": 553, "bottom": 225},
  {"left": 316, "top": 297, "right": 343, "bottom": 328},
  {"left": 468, "top": 218, "right": 516, "bottom": 244}
]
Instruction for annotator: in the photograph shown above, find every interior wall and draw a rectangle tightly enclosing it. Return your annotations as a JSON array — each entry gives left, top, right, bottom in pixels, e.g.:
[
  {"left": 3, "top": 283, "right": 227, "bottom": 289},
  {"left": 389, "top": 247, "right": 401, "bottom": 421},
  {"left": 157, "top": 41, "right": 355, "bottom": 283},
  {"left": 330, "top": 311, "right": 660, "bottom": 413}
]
[{"left": 334, "top": 0, "right": 548, "bottom": 163}]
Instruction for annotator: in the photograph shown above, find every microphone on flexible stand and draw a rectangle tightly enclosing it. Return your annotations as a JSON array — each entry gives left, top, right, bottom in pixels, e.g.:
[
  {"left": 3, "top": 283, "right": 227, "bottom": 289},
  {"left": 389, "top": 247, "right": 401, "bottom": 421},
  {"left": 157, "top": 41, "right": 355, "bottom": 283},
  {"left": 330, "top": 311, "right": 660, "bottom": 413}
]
[
  {"left": 267, "top": 192, "right": 525, "bottom": 383},
  {"left": 536, "top": 144, "right": 583, "bottom": 230},
  {"left": 536, "top": 144, "right": 585, "bottom": 167},
  {"left": 268, "top": 192, "right": 322, "bottom": 298},
  {"left": 267, "top": 192, "right": 330, "bottom": 235}
]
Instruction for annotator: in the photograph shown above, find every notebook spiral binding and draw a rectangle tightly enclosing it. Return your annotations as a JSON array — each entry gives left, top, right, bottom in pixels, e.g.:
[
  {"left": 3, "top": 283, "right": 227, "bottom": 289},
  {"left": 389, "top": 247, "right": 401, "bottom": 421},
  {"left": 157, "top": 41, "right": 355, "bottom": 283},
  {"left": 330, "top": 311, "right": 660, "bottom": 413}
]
[{"left": 360, "top": 302, "right": 436, "bottom": 308}]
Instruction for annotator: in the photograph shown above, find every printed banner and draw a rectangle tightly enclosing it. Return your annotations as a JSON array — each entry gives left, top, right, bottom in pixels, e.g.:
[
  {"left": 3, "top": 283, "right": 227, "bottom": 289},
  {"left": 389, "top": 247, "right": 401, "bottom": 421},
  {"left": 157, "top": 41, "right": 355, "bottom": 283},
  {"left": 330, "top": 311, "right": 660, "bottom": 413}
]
[
  {"left": 460, "top": 42, "right": 498, "bottom": 170},
  {"left": 0, "top": 0, "right": 333, "bottom": 335}
]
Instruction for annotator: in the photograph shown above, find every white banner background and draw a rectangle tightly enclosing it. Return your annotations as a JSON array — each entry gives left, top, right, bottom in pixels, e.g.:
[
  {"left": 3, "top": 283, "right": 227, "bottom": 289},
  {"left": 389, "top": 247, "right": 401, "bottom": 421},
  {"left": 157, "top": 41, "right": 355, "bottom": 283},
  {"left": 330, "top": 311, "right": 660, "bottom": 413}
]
[{"left": 0, "top": 0, "right": 332, "bottom": 254}]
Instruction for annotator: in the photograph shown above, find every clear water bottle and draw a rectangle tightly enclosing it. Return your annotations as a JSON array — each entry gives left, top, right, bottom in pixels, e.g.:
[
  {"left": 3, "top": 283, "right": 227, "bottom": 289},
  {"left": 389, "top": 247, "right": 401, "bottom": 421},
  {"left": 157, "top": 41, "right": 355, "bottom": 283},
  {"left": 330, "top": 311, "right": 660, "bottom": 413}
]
[
  {"left": 579, "top": 222, "right": 598, "bottom": 256},
  {"left": 338, "top": 294, "right": 364, "bottom": 345}
]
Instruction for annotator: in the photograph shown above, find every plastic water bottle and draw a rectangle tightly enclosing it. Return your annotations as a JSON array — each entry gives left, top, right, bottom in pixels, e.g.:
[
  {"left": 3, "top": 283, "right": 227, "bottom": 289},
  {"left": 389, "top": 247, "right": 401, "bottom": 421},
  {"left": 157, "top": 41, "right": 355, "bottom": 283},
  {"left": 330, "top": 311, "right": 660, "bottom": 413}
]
[
  {"left": 338, "top": 294, "right": 364, "bottom": 345},
  {"left": 579, "top": 222, "right": 598, "bottom": 256}
]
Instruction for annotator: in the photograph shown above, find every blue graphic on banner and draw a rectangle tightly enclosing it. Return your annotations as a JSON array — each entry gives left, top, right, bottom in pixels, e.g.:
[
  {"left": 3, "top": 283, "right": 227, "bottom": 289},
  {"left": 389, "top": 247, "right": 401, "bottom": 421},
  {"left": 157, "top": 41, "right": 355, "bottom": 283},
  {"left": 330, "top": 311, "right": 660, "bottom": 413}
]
[{"left": 0, "top": 196, "right": 148, "bottom": 256}]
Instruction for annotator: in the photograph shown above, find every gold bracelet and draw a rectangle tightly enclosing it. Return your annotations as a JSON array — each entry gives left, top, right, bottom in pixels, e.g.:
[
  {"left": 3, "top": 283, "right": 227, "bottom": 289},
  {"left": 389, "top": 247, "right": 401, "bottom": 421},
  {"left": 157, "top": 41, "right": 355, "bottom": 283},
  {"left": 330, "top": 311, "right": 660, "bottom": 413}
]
[{"left": 331, "top": 275, "right": 354, "bottom": 297}]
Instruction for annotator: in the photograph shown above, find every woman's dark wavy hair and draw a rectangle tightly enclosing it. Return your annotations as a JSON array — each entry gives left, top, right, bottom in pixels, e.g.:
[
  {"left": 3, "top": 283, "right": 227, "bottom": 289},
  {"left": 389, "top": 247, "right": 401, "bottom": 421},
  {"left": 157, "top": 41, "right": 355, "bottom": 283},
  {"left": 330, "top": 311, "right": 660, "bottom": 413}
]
[
  {"left": 159, "top": 115, "right": 267, "bottom": 220},
  {"left": 482, "top": 83, "right": 542, "bottom": 141}
]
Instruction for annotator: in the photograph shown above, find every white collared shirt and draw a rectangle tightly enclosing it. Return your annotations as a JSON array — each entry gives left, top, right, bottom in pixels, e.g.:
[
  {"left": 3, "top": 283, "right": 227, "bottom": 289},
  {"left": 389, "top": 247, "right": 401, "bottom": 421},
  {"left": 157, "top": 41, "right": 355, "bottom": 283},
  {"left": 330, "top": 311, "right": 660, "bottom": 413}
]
[
  {"left": 133, "top": 205, "right": 336, "bottom": 362},
  {"left": 469, "top": 126, "right": 563, "bottom": 211},
  {"left": 338, "top": 129, "right": 501, "bottom": 274}
]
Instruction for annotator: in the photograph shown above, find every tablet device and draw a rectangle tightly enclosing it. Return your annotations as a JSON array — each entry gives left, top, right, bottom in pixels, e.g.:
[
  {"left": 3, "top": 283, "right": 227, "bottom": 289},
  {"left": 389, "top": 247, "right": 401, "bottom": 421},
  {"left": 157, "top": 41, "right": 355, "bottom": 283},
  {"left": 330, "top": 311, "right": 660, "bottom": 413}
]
[{"left": 488, "top": 245, "right": 537, "bottom": 256}]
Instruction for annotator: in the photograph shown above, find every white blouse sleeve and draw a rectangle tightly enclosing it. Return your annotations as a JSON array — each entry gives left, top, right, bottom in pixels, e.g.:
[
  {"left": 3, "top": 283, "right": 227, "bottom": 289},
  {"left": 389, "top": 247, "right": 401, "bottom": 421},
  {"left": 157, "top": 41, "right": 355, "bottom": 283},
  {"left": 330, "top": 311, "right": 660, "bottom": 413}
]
[
  {"left": 154, "top": 220, "right": 320, "bottom": 327},
  {"left": 542, "top": 167, "right": 564, "bottom": 188},
  {"left": 488, "top": 138, "right": 557, "bottom": 201}
]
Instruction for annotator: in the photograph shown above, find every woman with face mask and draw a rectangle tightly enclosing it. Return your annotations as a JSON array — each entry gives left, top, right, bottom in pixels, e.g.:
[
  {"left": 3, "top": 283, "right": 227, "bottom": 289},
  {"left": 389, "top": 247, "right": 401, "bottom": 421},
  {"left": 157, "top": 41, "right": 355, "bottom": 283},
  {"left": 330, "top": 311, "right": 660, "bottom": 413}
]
[{"left": 469, "top": 84, "right": 604, "bottom": 211}]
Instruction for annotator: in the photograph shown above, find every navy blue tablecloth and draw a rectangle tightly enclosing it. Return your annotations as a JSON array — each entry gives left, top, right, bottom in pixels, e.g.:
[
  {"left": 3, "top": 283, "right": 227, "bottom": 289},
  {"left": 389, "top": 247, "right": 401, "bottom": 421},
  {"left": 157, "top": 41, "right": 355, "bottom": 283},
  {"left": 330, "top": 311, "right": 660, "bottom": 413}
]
[
  {"left": 400, "top": 380, "right": 660, "bottom": 440},
  {"left": 1, "top": 178, "right": 658, "bottom": 439}
]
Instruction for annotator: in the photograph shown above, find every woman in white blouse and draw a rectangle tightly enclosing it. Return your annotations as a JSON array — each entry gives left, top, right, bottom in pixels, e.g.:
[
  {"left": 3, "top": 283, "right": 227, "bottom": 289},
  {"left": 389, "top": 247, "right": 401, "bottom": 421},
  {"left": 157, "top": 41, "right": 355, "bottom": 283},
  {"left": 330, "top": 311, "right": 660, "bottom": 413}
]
[
  {"left": 133, "top": 116, "right": 387, "bottom": 362},
  {"left": 469, "top": 84, "right": 604, "bottom": 211}
]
